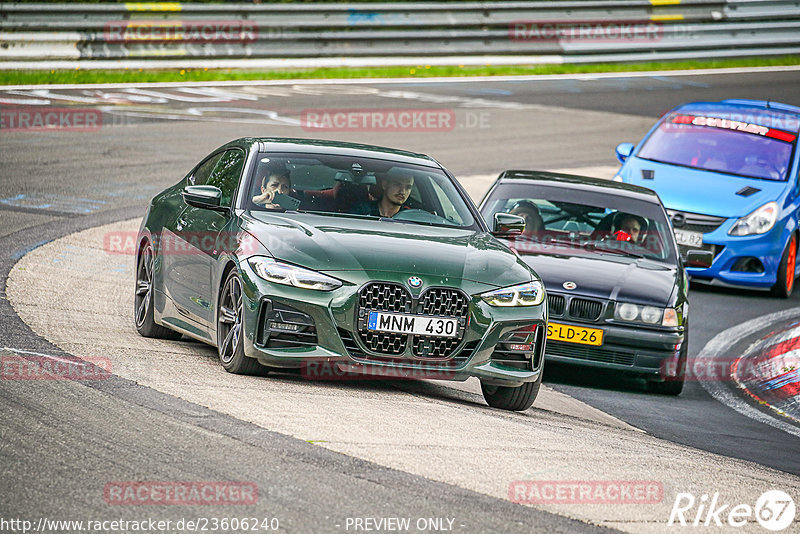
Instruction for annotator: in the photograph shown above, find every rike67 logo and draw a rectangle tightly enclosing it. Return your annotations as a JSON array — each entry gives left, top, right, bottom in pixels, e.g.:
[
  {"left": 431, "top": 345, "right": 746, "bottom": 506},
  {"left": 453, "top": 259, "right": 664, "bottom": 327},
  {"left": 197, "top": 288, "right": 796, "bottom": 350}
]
[{"left": 668, "top": 490, "right": 795, "bottom": 531}]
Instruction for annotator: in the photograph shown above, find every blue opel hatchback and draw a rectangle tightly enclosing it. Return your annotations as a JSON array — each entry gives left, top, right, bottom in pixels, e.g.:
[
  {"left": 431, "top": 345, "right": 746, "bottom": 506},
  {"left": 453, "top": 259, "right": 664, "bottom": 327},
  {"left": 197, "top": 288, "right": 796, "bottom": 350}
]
[{"left": 614, "top": 99, "right": 800, "bottom": 298}]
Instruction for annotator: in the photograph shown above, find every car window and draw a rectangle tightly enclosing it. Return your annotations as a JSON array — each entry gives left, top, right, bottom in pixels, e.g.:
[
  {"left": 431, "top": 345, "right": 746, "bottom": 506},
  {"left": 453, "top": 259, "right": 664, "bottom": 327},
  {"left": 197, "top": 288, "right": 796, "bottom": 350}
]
[
  {"left": 190, "top": 152, "right": 224, "bottom": 187},
  {"left": 429, "top": 177, "right": 466, "bottom": 225},
  {"left": 637, "top": 112, "right": 798, "bottom": 181},
  {"left": 206, "top": 149, "right": 246, "bottom": 207},
  {"left": 482, "top": 183, "right": 677, "bottom": 263},
  {"left": 246, "top": 152, "right": 477, "bottom": 229}
]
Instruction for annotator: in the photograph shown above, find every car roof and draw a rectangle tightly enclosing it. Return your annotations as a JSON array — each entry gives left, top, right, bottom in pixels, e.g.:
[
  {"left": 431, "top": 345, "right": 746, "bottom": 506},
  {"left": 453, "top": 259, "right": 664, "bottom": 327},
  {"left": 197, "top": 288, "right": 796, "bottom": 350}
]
[
  {"left": 495, "top": 170, "right": 663, "bottom": 204},
  {"left": 674, "top": 100, "right": 800, "bottom": 132},
  {"left": 220, "top": 137, "right": 441, "bottom": 168}
]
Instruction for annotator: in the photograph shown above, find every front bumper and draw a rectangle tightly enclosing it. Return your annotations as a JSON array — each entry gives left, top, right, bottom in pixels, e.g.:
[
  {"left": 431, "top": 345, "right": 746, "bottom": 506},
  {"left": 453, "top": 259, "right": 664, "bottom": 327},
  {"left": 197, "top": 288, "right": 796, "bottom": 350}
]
[
  {"left": 544, "top": 319, "right": 683, "bottom": 379},
  {"left": 238, "top": 265, "right": 546, "bottom": 386},
  {"left": 683, "top": 221, "right": 786, "bottom": 289}
]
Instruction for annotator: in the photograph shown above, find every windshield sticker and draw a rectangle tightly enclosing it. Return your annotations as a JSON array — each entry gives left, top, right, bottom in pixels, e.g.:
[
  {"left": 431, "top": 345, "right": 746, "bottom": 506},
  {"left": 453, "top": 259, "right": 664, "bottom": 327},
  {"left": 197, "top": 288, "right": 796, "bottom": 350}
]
[{"left": 669, "top": 114, "right": 797, "bottom": 143}]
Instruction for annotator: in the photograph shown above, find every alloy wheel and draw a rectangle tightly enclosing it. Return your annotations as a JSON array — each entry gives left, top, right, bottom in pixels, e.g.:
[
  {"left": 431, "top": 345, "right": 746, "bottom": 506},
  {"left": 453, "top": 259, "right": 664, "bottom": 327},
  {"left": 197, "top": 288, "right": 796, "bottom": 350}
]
[
  {"left": 218, "top": 274, "right": 243, "bottom": 364},
  {"left": 135, "top": 244, "right": 154, "bottom": 328}
]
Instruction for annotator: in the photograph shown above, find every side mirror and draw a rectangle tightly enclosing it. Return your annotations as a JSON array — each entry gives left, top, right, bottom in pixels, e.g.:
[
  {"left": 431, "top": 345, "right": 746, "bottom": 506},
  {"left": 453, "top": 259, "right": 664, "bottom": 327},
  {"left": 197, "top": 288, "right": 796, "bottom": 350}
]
[
  {"left": 684, "top": 249, "right": 713, "bottom": 269},
  {"left": 183, "top": 185, "right": 223, "bottom": 211},
  {"left": 615, "top": 142, "right": 634, "bottom": 164},
  {"left": 493, "top": 212, "right": 525, "bottom": 236}
]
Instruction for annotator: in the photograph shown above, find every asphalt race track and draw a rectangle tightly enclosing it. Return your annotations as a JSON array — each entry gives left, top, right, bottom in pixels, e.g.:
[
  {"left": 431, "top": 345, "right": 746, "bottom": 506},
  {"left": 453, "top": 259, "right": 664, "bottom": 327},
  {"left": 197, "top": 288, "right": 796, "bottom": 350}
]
[{"left": 2, "top": 67, "right": 800, "bottom": 533}]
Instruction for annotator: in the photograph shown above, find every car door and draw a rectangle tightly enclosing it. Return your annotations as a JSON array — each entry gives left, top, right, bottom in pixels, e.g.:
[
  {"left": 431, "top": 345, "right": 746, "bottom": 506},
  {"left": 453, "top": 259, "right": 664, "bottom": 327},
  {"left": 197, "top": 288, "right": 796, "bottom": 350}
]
[{"left": 161, "top": 149, "right": 245, "bottom": 335}]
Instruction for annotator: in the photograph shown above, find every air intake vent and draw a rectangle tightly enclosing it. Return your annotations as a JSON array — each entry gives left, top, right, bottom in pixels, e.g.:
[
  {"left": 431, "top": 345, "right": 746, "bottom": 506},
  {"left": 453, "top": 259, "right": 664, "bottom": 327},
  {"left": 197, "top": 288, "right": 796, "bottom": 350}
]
[
  {"left": 641, "top": 169, "right": 655, "bottom": 180},
  {"left": 736, "top": 186, "right": 761, "bottom": 197},
  {"left": 568, "top": 298, "right": 604, "bottom": 321}
]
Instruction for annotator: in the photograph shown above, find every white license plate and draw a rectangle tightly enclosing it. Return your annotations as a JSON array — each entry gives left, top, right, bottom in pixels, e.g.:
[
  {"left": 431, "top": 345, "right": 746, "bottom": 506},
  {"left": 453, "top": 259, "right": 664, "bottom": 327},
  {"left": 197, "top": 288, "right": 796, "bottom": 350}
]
[
  {"left": 367, "top": 311, "right": 458, "bottom": 337},
  {"left": 674, "top": 228, "right": 703, "bottom": 248}
]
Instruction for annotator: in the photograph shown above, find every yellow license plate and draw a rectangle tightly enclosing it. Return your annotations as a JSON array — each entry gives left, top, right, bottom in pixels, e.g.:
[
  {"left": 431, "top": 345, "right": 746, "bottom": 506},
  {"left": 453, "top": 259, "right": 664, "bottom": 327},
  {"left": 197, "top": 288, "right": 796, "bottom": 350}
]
[{"left": 547, "top": 322, "right": 604, "bottom": 346}]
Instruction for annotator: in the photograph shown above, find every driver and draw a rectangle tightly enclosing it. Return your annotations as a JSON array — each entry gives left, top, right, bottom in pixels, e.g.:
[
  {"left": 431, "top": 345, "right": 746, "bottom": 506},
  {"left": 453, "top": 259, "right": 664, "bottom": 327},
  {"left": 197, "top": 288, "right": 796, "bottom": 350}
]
[
  {"left": 353, "top": 171, "right": 414, "bottom": 218},
  {"left": 614, "top": 213, "right": 644, "bottom": 243}
]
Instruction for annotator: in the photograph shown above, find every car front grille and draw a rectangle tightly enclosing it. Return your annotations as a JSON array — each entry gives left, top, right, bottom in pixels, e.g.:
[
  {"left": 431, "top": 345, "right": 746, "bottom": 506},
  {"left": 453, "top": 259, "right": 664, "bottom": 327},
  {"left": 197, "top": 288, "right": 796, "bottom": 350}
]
[
  {"left": 548, "top": 292, "right": 606, "bottom": 322},
  {"left": 667, "top": 209, "right": 727, "bottom": 234},
  {"left": 354, "top": 282, "right": 469, "bottom": 359},
  {"left": 546, "top": 341, "right": 635, "bottom": 366},
  {"left": 568, "top": 298, "right": 604, "bottom": 321},
  {"left": 357, "top": 283, "right": 410, "bottom": 355},
  {"left": 548, "top": 294, "right": 566, "bottom": 315},
  {"left": 412, "top": 287, "right": 469, "bottom": 358},
  {"left": 339, "top": 329, "right": 479, "bottom": 369}
]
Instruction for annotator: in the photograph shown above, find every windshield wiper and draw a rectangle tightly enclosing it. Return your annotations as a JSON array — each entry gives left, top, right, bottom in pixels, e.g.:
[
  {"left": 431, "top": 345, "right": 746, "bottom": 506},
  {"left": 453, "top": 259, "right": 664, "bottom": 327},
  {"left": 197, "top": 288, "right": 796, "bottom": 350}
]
[
  {"left": 585, "top": 242, "right": 644, "bottom": 258},
  {"left": 296, "top": 210, "right": 382, "bottom": 221},
  {"left": 543, "top": 238, "right": 584, "bottom": 248}
]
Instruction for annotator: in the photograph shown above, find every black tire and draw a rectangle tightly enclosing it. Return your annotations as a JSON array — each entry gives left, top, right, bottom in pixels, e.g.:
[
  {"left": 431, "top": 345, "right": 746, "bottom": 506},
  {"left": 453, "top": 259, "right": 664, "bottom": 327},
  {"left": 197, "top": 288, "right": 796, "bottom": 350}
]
[
  {"left": 480, "top": 367, "right": 543, "bottom": 411},
  {"left": 217, "top": 270, "right": 261, "bottom": 375},
  {"left": 647, "top": 326, "right": 687, "bottom": 396},
  {"left": 135, "top": 240, "right": 182, "bottom": 340},
  {"left": 771, "top": 234, "right": 797, "bottom": 299}
]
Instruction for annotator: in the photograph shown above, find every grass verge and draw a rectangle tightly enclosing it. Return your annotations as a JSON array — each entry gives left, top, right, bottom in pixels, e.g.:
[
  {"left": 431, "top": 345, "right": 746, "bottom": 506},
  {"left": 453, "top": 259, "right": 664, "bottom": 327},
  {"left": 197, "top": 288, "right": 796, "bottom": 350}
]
[{"left": 2, "top": 56, "right": 799, "bottom": 85}]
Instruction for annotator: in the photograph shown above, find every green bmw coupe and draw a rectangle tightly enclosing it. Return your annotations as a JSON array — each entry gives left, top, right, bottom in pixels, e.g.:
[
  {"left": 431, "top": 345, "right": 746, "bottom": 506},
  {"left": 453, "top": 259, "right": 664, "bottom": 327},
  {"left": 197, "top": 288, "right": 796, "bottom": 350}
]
[{"left": 135, "top": 138, "right": 547, "bottom": 410}]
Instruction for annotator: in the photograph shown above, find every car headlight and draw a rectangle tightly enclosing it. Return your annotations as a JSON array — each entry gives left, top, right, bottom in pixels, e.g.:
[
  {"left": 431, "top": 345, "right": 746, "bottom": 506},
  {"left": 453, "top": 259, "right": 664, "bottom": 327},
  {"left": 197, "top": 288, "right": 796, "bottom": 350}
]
[
  {"left": 614, "top": 303, "right": 680, "bottom": 326},
  {"left": 480, "top": 281, "right": 545, "bottom": 307},
  {"left": 728, "top": 201, "right": 778, "bottom": 236},
  {"left": 248, "top": 256, "right": 342, "bottom": 291},
  {"left": 617, "top": 302, "right": 638, "bottom": 321}
]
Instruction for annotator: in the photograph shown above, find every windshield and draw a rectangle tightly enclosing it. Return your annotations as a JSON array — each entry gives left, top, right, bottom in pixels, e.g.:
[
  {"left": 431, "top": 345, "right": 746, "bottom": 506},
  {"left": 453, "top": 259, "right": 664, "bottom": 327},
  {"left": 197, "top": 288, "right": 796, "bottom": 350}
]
[
  {"left": 246, "top": 152, "right": 477, "bottom": 229},
  {"left": 637, "top": 112, "right": 798, "bottom": 181},
  {"left": 482, "top": 183, "right": 678, "bottom": 264}
]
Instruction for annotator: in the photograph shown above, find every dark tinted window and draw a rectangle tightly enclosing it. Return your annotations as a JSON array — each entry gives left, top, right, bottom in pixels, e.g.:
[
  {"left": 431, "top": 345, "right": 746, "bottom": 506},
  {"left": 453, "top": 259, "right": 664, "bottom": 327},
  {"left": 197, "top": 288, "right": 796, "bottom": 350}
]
[
  {"left": 206, "top": 149, "right": 246, "bottom": 207},
  {"left": 190, "top": 152, "right": 224, "bottom": 187}
]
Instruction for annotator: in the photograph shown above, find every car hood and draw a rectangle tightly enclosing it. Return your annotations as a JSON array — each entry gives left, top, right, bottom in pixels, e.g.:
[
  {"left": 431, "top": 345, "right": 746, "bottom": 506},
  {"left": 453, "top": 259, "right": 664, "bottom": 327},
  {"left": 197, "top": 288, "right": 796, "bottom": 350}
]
[
  {"left": 243, "top": 212, "right": 534, "bottom": 288},
  {"left": 519, "top": 252, "right": 677, "bottom": 306},
  {"left": 623, "top": 157, "right": 787, "bottom": 218}
]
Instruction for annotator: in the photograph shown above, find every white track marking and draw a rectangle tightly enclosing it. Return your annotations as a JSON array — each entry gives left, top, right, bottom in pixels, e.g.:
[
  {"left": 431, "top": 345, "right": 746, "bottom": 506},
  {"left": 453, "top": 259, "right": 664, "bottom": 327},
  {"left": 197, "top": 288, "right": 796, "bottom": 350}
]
[
  {"left": 1, "top": 65, "right": 798, "bottom": 91},
  {"left": 696, "top": 307, "right": 800, "bottom": 438}
]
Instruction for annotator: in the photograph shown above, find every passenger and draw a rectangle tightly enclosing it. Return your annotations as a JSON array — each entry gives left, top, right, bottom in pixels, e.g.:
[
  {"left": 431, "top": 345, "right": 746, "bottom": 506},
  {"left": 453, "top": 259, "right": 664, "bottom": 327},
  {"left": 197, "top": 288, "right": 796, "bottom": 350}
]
[
  {"left": 353, "top": 171, "right": 414, "bottom": 218},
  {"left": 252, "top": 167, "right": 291, "bottom": 209},
  {"left": 510, "top": 200, "right": 544, "bottom": 238}
]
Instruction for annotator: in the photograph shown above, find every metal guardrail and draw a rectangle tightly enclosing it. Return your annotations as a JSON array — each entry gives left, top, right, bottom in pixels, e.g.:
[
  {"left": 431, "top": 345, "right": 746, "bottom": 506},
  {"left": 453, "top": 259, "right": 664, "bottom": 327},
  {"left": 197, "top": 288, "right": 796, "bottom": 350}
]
[{"left": 1, "top": 1, "right": 800, "bottom": 68}]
